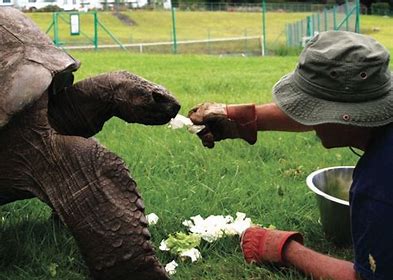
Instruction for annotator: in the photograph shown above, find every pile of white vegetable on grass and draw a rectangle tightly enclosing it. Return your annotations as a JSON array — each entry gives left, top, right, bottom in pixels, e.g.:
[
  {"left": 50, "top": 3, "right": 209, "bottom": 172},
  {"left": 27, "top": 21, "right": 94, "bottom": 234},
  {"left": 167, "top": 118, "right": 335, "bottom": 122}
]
[
  {"left": 146, "top": 212, "right": 254, "bottom": 275},
  {"left": 153, "top": 116, "right": 260, "bottom": 274}
]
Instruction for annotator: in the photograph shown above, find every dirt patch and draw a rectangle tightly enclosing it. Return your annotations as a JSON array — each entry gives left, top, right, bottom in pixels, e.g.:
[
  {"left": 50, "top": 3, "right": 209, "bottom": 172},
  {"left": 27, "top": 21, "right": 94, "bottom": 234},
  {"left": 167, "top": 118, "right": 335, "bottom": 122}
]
[{"left": 113, "top": 12, "right": 137, "bottom": 26}]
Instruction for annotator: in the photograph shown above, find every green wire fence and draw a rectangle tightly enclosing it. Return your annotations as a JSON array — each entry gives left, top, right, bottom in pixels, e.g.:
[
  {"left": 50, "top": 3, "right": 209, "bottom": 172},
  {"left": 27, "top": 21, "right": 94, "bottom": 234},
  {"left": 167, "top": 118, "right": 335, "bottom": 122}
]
[
  {"left": 286, "top": 0, "right": 360, "bottom": 47},
  {"left": 46, "top": 11, "right": 125, "bottom": 49},
  {"left": 43, "top": 2, "right": 362, "bottom": 55}
]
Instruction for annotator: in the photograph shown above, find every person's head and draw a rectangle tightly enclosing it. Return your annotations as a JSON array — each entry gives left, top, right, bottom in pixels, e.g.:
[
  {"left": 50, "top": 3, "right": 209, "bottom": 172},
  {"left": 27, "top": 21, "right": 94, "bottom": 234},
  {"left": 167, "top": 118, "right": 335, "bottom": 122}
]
[
  {"left": 272, "top": 31, "right": 393, "bottom": 149},
  {"left": 313, "top": 123, "right": 377, "bottom": 150}
]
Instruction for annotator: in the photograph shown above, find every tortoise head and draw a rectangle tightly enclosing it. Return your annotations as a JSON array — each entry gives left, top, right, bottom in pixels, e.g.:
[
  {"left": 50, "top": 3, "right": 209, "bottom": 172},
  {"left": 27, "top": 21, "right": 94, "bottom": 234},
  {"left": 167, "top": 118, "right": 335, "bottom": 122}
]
[{"left": 107, "top": 71, "right": 181, "bottom": 125}]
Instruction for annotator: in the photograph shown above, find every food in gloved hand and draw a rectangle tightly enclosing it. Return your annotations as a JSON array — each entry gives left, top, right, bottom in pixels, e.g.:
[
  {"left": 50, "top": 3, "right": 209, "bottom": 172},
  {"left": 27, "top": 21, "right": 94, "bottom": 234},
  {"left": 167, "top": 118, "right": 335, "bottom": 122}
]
[
  {"left": 187, "top": 102, "right": 258, "bottom": 148},
  {"left": 168, "top": 114, "right": 205, "bottom": 133}
]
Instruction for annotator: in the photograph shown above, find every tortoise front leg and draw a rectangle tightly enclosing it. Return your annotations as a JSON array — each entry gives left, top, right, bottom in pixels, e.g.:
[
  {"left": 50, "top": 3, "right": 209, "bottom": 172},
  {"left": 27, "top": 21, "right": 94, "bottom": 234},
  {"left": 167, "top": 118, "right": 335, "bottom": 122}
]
[{"left": 39, "top": 135, "right": 168, "bottom": 280}]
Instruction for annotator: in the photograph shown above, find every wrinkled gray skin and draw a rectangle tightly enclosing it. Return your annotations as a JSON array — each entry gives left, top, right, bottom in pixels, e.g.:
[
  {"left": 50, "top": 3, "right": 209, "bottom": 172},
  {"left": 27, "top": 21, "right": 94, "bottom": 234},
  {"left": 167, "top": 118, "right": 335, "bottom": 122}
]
[{"left": 0, "top": 8, "right": 180, "bottom": 280}]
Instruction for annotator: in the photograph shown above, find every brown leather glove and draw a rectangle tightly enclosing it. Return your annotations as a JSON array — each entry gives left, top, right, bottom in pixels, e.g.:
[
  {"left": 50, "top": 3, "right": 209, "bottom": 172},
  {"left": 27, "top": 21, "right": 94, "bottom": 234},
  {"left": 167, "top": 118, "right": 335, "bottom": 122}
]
[{"left": 188, "top": 102, "right": 257, "bottom": 148}]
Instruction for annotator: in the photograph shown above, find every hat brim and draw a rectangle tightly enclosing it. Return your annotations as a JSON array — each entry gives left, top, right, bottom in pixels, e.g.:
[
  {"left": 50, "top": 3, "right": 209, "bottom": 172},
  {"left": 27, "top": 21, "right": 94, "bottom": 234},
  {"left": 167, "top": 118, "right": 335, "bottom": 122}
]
[{"left": 272, "top": 72, "right": 393, "bottom": 127}]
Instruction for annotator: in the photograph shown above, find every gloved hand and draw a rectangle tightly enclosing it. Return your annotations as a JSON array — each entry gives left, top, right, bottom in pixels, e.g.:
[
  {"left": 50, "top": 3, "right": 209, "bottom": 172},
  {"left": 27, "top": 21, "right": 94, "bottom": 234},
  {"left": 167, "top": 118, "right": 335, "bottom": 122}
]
[{"left": 188, "top": 102, "right": 257, "bottom": 148}]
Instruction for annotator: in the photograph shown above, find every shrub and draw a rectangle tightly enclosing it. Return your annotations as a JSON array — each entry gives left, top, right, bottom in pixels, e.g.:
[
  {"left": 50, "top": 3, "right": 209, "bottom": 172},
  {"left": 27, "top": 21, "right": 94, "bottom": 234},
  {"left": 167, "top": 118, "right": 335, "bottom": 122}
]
[
  {"left": 37, "top": 5, "right": 63, "bottom": 12},
  {"left": 371, "top": 2, "right": 391, "bottom": 15}
]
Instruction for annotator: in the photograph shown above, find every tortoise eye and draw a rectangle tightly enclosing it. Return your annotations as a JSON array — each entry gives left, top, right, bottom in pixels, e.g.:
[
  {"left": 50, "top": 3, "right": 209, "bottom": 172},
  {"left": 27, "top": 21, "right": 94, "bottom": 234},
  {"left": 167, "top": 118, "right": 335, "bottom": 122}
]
[
  {"left": 152, "top": 90, "right": 169, "bottom": 103},
  {"left": 330, "top": 71, "right": 338, "bottom": 78},
  {"left": 360, "top": 72, "right": 367, "bottom": 79}
]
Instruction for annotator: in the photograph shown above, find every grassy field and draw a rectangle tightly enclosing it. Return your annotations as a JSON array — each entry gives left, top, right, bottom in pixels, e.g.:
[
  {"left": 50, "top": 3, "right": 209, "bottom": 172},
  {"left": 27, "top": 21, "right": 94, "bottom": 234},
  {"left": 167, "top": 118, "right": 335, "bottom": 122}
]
[
  {"left": 1, "top": 10, "right": 393, "bottom": 280},
  {"left": 26, "top": 10, "right": 393, "bottom": 54},
  {"left": 1, "top": 52, "right": 362, "bottom": 279},
  {"left": 27, "top": 10, "right": 308, "bottom": 45}
]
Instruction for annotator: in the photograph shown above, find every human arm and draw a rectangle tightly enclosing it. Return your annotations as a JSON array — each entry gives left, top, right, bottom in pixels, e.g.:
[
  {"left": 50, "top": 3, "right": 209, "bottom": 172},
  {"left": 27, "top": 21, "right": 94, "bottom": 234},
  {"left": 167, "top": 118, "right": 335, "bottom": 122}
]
[
  {"left": 255, "top": 103, "right": 312, "bottom": 132},
  {"left": 241, "top": 227, "right": 361, "bottom": 280},
  {"left": 188, "top": 102, "right": 313, "bottom": 148}
]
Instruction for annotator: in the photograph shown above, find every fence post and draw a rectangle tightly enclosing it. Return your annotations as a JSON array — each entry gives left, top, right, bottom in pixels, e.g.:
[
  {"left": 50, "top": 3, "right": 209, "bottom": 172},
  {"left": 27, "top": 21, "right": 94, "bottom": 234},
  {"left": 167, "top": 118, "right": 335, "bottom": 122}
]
[
  {"left": 306, "top": 16, "right": 312, "bottom": 37},
  {"left": 93, "top": 11, "right": 98, "bottom": 49},
  {"left": 333, "top": 5, "right": 337, "bottom": 30},
  {"left": 53, "top": 12, "right": 59, "bottom": 46},
  {"left": 324, "top": 9, "right": 328, "bottom": 31},
  {"left": 345, "top": 0, "right": 349, "bottom": 30},
  {"left": 355, "top": 0, "right": 360, "bottom": 33},
  {"left": 171, "top": 7, "right": 177, "bottom": 54},
  {"left": 261, "top": 0, "right": 267, "bottom": 56},
  {"left": 312, "top": 15, "right": 315, "bottom": 35}
]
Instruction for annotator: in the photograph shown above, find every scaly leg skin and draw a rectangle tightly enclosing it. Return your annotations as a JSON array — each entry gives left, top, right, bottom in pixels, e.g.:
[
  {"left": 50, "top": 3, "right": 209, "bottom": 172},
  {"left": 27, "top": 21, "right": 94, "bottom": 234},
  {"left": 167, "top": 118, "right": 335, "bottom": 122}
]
[
  {"left": 43, "top": 135, "right": 168, "bottom": 280},
  {"left": 0, "top": 95, "right": 169, "bottom": 280}
]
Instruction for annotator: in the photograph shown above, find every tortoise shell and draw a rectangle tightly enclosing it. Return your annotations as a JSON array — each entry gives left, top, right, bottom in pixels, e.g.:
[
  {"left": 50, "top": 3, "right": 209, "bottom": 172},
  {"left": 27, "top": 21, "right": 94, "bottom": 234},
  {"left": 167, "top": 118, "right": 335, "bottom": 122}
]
[{"left": 0, "top": 7, "right": 80, "bottom": 128}]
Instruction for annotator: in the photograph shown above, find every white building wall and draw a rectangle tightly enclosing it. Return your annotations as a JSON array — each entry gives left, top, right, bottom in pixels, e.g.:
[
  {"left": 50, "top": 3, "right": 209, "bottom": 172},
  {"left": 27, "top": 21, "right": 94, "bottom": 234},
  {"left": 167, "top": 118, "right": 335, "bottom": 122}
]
[
  {"left": 0, "top": 0, "right": 147, "bottom": 9},
  {"left": 1, "top": 0, "right": 81, "bottom": 10},
  {"left": 81, "top": 0, "right": 103, "bottom": 10},
  {"left": 0, "top": 0, "right": 15, "bottom": 6}
]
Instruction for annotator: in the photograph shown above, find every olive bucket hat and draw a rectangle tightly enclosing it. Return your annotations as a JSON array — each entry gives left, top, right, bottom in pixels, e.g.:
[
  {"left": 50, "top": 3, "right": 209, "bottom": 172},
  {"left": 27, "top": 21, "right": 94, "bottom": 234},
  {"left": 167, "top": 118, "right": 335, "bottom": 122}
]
[{"left": 272, "top": 31, "right": 393, "bottom": 127}]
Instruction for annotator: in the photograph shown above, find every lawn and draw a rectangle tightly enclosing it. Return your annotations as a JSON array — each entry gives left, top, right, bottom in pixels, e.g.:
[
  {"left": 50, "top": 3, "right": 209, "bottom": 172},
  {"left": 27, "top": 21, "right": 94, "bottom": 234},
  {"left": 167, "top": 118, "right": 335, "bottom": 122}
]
[
  {"left": 359, "top": 15, "right": 393, "bottom": 52},
  {"left": 1, "top": 52, "right": 359, "bottom": 279},
  {"left": 27, "top": 10, "right": 309, "bottom": 45},
  {"left": 1, "top": 10, "right": 393, "bottom": 280},
  {"left": 26, "top": 10, "right": 393, "bottom": 54}
]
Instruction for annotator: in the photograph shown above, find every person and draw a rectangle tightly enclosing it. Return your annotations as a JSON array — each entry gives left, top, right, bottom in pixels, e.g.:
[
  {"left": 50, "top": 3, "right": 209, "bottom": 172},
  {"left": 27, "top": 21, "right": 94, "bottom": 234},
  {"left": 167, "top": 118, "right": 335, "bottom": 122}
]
[{"left": 188, "top": 30, "right": 393, "bottom": 280}]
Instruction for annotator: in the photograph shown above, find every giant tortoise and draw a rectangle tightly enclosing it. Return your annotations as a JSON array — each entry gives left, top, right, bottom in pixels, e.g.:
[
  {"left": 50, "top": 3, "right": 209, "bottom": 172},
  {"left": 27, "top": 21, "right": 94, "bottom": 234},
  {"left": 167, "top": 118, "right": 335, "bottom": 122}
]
[{"left": 0, "top": 7, "right": 180, "bottom": 279}]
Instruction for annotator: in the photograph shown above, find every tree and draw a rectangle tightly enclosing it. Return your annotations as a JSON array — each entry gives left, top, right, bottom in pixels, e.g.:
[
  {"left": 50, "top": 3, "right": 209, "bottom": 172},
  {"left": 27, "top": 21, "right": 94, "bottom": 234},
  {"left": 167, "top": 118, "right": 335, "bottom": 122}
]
[{"left": 361, "top": 0, "right": 373, "bottom": 14}]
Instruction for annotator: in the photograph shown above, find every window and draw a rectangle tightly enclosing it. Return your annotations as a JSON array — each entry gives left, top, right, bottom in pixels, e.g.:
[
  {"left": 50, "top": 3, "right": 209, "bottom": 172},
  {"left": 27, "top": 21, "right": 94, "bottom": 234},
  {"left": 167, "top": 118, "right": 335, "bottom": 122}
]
[{"left": 2, "top": 0, "right": 11, "bottom": 3}]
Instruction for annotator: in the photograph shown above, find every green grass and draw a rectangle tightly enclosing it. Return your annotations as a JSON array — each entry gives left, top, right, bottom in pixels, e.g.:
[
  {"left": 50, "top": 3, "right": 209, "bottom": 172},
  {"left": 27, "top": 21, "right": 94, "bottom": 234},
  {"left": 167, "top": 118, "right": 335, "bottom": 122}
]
[
  {"left": 27, "top": 11, "right": 308, "bottom": 45},
  {"left": 27, "top": 10, "right": 309, "bottom": 55},
  {"left": 26, "top": 11, "right": 393, "bottom": 54},
  {"left": 360, "top": 15, "right": 393, "bottom": 52},
  {"left": 1, "top": 11, "right": 393, "bottom": 280},
  {"left": 1, "top": 52, "right": 358, "bottom": 279}
]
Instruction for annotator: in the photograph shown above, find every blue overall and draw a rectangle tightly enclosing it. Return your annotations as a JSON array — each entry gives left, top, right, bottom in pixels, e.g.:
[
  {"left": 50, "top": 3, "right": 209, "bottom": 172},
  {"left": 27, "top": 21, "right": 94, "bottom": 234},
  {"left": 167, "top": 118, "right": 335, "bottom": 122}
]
[{"left": 351, "top": 123, "right": 393, "bottom": 280}]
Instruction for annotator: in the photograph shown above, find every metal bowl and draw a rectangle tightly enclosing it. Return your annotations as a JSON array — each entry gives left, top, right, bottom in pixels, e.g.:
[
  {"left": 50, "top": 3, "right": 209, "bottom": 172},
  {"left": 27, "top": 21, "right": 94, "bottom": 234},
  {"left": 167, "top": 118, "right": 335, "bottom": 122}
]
[{"left": 306, "top": 166, "right": 354, "bottom": 246}]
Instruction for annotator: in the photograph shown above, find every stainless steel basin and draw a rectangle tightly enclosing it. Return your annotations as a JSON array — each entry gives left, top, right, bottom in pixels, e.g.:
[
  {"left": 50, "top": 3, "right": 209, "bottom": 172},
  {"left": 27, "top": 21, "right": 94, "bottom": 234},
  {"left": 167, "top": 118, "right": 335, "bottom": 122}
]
[{"left": 306, "top": 166, "right": 353, "bottom": 245}]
